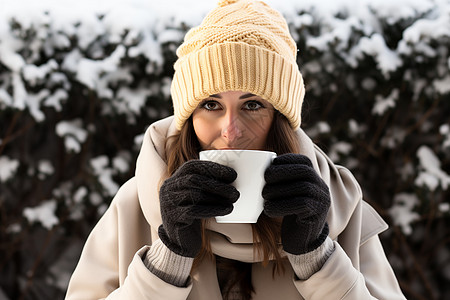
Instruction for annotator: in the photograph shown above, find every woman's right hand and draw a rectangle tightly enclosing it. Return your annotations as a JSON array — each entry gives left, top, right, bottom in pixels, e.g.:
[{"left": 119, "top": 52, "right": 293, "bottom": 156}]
[{"left": 158, "top": 160, "right": 240, "bottom": 258}]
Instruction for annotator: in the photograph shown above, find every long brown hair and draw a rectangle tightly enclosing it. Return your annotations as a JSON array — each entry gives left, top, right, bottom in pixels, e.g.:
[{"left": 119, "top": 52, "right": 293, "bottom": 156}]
[{"left": 164, "top": 111, "right": 300, "bottom": 299}]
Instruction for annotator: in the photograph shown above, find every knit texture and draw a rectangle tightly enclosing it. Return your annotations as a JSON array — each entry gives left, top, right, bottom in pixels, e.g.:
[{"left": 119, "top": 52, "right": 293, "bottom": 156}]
[
  {"left": 159, "top": 160, "right": 239, "bottom": 257},
  {"left": 171, "top": 0, "right": 305, "bottom": 130},
  {"left": 286, "top": 237, "right": 335, "bottom": 280},
  {"left": 143, "top": 240, "right": 194, "bottom": 287},
  {"left": 262, "top": 153, "right": 331, "bottom": 255}
]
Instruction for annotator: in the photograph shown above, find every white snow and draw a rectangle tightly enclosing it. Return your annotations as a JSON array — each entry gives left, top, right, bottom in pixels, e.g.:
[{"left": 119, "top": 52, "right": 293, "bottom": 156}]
[
  {"left": 348, "top": 119, "right": 367, "bottom": 137},
  {"left": 433, "top": 75, "right": 450, "bottom": 95},
  {"left": 353, "top": 34, "right": 402, "bottom": 78},
  {"left": 0, "top": 156, "right": 20, "bottom": 182},
  {"left": 381, "top": 127, "right": 406, "bottom": 149},
  {"left": 116, "top": 86, "right": 152, "bottom": 114},
  {"left": 400, "top": 162, "right": 414, "bottom": 181},
  {"left": 55, "top": 119, "right": 88, "bottom": 153},
  {"left": 44, "top": 89, "right": 69, "bottom": 112},
  {"left": 112, "top": 151, "right": 131, "bottom": 173},
  {"left": 134, "top": 133, "right": 145, "bottom": 149},
  {"left": 38, "top": 160, "right": 54, "bottom": 179},
  {"left": 440, "top": 124, "right": 450, "bottom": 148},
  {"left": 332, "top": 142, "right": 353, "bottom": 154},
  {"left": 0, "top": 36, "right": 25, "bottom": 73},
  {"left": 22, "top": 60, "right": 58, "bottom": 86},
  {"left": 61, "top": 49, "right": 83, "bottom": 74},
  {"left": 76, "top": 45, "right": 126, "bottom": 90},
  {"left": 89, "top": 192, "right": 103, "bottom": 206},
  {"left": 25, "top": 89, "right": 51, "bottom": 122},
  {"left": 307, "top": 17, "right": 363, "bottom": 53},
  {"left": 306, "top": 121, "right": 331, "bottom": 137},
  {"left": 161, "top": 77, "right": 173, "bottom": 100},
  {"left": 401, "top": 6, "right": 450, "bottom": 44},
  {"left": 329, "top": 141, "right": 353, "bottom": 162},
  {"left": 73, "top": 187, "right": 88, "bottom": 204},
  {"left": 51, "top": 181, "right": 72, "bottom": 203},
  {"left": 415, "top": 146, "right": 450, "bottom": 190},
  {"left": 6, "top": 223, "right": 22, "bottom": 234},
  {"left": 0, "top": 87, "right": 13, "bottom": 108},
  {"left": 317, "top": 122, "right": 331, "bottom": 134},
  {"left": 367, "top": 0, "right": 434, "bottom": 24},
  {"left": 389, "top": 193, "right": 420, "bottom": 235},
  {"left": 440, "top": 202, "right": 450, "bottom": 213},
  {"left": 361, "top": 78, "right": 377, "bottom": 91},
  {"left": 90, "top": 156, "right": 119, "bottom": 196},
  {"left": 12, "top": 73, "right": 27, "bottom": 110},
  {"left": 372, "top": 89, "right": 399, "bottom": 116},
  {"left": 23, "top": 199, "right": 59, "bottom": 230}
]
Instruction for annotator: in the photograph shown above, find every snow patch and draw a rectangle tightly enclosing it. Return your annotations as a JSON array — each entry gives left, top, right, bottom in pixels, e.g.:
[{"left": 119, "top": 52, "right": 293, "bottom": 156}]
[
  {"left": 415, "top": 146, "right": 450, "bottom": 190},
  {"left": 0, "top": 156, "right": 20, "bottom": 182},
  {"left": 389, "top": 193, "right": 420, "bottom": 235},
  {"left": 91, "top": 156, "right": 119, "bottom": 196},
  {"left": 38, "top": 160, "right": 54, "bottom": 179},
  {"left": 373, "top": 89, "right": 399, "bottom": 116},
  {"left": 56, "top": 119, "right": 88, "bottom": 153},
  {"left": 23, "top": 200, "right": 59, "bottom": 230}
]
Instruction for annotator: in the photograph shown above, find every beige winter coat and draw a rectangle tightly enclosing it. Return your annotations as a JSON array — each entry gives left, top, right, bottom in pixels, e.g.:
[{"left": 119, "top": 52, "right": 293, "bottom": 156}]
[{"left": 65, "top": 116, "right": 406, "bottom": 299}]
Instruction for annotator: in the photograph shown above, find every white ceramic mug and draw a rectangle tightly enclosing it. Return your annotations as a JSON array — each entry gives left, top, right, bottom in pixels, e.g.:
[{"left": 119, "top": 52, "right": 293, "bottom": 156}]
[{"left": 199, "top": 149, "right": 276, "bottom": 223}]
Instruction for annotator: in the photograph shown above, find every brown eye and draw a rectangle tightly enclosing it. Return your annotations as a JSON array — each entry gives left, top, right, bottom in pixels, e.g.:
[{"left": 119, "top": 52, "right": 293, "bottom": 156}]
[
  {"left": 202, "top": 101, "right": 221, "bottom": 111},
  {"left": 243, "top": 101, "right": 263, "bottom": 111}
]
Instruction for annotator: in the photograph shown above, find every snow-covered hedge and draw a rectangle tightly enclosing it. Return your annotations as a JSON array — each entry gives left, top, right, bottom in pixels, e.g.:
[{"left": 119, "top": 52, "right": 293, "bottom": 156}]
[{"left": 0, "top": 0, "right": 449, "bottom": 299}]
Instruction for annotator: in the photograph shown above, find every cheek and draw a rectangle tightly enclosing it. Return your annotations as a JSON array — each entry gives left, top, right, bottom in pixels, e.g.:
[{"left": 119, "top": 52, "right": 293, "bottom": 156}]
[
  {"left": 251, "top": 121, "right": 272, "bottom": 140},
  {"left": 243, "top": 112, "right": 274, "bottom": 146},
  {"left": 192, "top": 114, "right": 218, "bottom": 147}
]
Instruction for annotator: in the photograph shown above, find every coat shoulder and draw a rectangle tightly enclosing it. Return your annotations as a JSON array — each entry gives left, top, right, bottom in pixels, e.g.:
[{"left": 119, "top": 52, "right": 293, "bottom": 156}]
[{"left": 112, "top": 177, "right": 139, "bottom": 207}]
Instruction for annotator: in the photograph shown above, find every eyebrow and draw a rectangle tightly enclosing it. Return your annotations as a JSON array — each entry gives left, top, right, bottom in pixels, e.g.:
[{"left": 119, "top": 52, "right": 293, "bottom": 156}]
[{"left": 209, "top": 93, "right": 257, "bottom": 99}]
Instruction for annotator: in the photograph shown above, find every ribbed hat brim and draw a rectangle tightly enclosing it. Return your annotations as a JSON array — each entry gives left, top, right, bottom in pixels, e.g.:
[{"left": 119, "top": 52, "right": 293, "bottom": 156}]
[{"left": 171, "top": 42, "right": 304, "bottom": 130}]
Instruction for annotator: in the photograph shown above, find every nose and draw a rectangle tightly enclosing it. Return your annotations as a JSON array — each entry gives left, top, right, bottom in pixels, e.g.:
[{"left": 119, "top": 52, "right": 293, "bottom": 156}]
[{"left": 221, "top": 114, "right": 243, "bottom": 143}]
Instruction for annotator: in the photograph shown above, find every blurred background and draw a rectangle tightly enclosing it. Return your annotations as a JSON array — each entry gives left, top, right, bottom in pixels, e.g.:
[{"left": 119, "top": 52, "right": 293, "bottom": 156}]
[{"left": 0, "top": 0, "right": 449, "bottom": 299}]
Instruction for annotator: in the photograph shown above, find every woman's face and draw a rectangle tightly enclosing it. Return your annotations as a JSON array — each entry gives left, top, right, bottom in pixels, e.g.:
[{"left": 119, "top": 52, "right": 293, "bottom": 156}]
[{"left": 192, "top": 91, "right": 275, "bottom": 150}]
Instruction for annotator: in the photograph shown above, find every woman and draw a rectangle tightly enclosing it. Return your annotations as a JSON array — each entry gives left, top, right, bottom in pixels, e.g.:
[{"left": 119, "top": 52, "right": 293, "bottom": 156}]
[{"left": 65, "top": 0, "right": 406, "bottom": 299}]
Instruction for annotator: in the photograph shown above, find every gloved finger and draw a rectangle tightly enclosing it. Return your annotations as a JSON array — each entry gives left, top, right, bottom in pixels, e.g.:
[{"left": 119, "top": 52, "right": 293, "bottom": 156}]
[
  {"left": 264, "top": 163, "right": 325, "bottom": 185},
  {"left": 186, "top": 174, "right": 240, "bottom": 202},
  {"left": 184, "top": 202, "right": 235, "bottom": 219},
  {"left": 164, "top": 174, "right": 240, "bottom": 205},
  {"left": 271, "top": 153, "right": 313, "bottom": 167},
  {"left": 263, "top": 194, "right": 330, "bottom": 219},
  {"left": 262, "top": 179, "right": 329, "bottom": 199},
  {"left": 174, "top": 160, "right": 237, "bottom": 184}
]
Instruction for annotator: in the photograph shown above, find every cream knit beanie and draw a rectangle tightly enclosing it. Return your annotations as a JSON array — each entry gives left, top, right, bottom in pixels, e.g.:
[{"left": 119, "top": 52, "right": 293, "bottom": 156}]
[{"left": 171, "top": 0, "right": 305, "bottom": 130}]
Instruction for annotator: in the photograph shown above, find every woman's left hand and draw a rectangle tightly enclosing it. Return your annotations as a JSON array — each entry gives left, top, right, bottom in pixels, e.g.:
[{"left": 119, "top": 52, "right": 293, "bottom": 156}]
[{"left": 262, "top": 153, "right": 331, "bottom": 255}]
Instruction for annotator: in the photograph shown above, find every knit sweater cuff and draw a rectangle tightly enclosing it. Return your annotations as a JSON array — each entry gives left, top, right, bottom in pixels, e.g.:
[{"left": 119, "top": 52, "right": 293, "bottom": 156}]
[
  {"left": 143, "top": 239, "right": 194, "bottom": 287},
  {"left": 286, "top": 237, "right": 335, "bottom": 280}
]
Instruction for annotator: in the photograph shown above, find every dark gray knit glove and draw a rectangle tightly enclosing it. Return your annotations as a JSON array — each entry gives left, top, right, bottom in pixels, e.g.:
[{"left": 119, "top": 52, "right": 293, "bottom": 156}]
[
  {"left": 158, "top": 160, "right": 239, "bottom": 258},
  {"left": 262, "top": 154, "right": 331, "bottom": 255}
]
